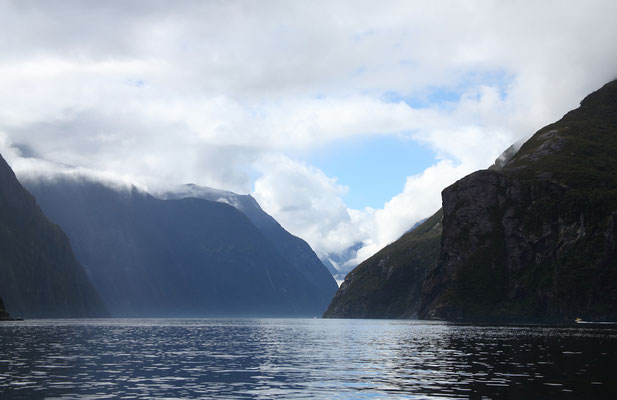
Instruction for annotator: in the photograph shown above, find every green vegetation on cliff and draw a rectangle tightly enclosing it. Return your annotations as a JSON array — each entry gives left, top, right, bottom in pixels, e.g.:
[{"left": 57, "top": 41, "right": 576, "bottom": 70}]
[{"left": 323, "top": 209, "right": 442, "bottom": 318}]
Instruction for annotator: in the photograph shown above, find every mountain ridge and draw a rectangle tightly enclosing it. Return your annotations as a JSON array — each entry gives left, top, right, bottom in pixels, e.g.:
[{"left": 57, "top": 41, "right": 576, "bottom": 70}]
[{"left": 24, "top": 175, "right": 337, "bottom": 317}]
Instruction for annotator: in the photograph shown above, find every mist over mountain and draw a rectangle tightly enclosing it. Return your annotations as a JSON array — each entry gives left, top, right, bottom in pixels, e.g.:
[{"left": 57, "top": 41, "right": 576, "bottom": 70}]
[
  {"left": 321, "top": 242, "right": 364, "bottom": 283},
  {"left": 325, "top": 79, "right": 617, "bottom": 323},
  {"left": 24, "top": 176, "right": 337, "bottom": 317},
  {"left": 0, "top": 154, "right": 107, "bottom": 318}
]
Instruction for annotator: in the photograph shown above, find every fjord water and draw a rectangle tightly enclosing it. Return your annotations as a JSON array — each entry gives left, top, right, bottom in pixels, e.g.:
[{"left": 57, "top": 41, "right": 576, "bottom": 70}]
[{"left": 1, "top": 319, "right": 616, "bottom": 399}]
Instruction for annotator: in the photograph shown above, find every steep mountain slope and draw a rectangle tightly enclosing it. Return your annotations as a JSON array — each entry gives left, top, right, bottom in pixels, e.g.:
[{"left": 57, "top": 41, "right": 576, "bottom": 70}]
[
  {"left": 420, "top": 80, "right": 617, "bottom": 322},
  {"left": 24, "top": 177, "right": 337, "bottom": 317},
  {"left": 323, "top": 210, "right": 442, "bottom": 318},
  {"left": 0, "top": 154, "right": 107, "bottom": 318},
  {"left": 325, "top": 79, "right": 617, "bottom": 322},
  {"left": 161, "top": 184, "right": 338, "bottom": 295}
]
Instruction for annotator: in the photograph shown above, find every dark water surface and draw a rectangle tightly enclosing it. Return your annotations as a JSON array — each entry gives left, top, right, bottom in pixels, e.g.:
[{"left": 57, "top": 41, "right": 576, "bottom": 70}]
[{"left": 1, "top": 319, "right": 616, "bottom": 399}]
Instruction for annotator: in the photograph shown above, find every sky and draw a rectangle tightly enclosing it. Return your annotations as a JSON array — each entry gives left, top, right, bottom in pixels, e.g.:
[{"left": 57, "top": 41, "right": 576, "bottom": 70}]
[{"left": 1, "top": 0, "right": 617, "bottom": 270}]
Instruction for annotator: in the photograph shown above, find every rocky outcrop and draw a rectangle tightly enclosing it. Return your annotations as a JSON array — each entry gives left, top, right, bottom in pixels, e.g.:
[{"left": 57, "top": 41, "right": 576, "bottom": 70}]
[{"left": 0, "top": 154, "right": 107, "bottom": 318}]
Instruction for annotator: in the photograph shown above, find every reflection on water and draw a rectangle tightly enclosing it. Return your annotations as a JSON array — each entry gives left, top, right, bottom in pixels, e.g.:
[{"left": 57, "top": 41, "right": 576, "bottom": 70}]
[{"left": 1, "top": 319, "right": 616, "bottom": 399}]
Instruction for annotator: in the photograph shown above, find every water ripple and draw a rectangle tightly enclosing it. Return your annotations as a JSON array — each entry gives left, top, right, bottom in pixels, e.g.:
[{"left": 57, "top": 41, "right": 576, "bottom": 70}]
[{"left": 1, "top": 319, "right": 616, "bottom": 399}]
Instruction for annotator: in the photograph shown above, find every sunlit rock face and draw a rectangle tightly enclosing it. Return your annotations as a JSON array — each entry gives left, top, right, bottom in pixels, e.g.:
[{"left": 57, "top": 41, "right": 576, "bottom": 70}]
[
  {"left": 0, "top": 154, "right": 107, "bottom": 318},
  {"left": 24, "top": 178, "right": 337, "bottom": 317}
]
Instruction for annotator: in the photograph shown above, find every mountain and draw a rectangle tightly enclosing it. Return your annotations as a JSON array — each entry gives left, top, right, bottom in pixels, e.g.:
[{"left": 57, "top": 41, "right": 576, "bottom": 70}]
[
  {"left": 325, "top": 79, "right": 617, "bottom": 323},
  {"left": 23, "top": 177, "right": 337, "bottom": 317},
  {"left": 323, "top": 210, "right": 442, "bottom": 318},
  {"left": 161, "top": 184, "right": 338, "bottom": 293},
  {"left": 0, "top": 154, "right": 107, "bottom": 318},
  {"left": 420, "top": 80, "right": 617, "bottom": 322},
  {"left": 323, "top": 242, "right": 364, "bottom": 283}
]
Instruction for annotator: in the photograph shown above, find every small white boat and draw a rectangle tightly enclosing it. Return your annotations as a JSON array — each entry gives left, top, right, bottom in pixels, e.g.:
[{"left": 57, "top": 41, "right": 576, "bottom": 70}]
[{"left": 574, "top": 317, "right": 617, "bottom": 327}]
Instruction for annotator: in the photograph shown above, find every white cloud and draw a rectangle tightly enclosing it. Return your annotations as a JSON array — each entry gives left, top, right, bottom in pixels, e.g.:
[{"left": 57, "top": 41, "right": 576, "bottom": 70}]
[
  {"left": 253, "top": 154, "right": 369, "bottom": 258},
  {"left": 2, "top": 1, "right": 617, "bottom": 271}
]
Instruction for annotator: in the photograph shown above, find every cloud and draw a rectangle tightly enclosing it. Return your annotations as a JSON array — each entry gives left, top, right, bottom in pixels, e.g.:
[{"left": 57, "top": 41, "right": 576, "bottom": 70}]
[
  {"left": 251, "top": 154, "right": 467, "bottom": 267},
  {"left": 2, "top": 1, "right": 617, "bottom": 271},
  {"left": 252, "top": 154, "right": 369, "bottom": 258}
]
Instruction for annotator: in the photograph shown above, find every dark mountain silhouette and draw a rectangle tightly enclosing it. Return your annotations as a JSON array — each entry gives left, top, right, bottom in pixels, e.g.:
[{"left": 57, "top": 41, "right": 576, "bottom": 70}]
[
  {"left": 161, "top": 184, "right": 338, "bottom": 300},
  {"left": 0, "top": 154, "right": 107, "bottom": 318},
  {"left": 24, "top": 177, "right": 337, "bottom": 317}
]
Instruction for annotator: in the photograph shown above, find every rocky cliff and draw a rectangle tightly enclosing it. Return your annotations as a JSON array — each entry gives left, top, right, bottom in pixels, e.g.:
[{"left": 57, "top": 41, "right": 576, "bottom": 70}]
[
  {"left": 0, "top": 154, "right": 107, "bottom": 318},
  {"left": 325, "top": 79, "right": 617, "bottom": 322},
  {"left": 420, "top": 80, "right": 617, "bottom": 322}
]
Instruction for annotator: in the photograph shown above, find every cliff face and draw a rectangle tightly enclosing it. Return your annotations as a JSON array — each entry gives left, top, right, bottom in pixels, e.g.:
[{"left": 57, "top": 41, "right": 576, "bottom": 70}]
[
  {"left": 325, "top": 79, "right": 617, "bottom": 322},
  {"left": 0, "top": 154, "right": 107, "bottom": 318},
  {"left": 420, "top": 80, "right": 617, "bottom": 322},
  {"left": 323, "top": 210, "right": 442, "bottom": 318},
  {"left": 24, "top": 177, "right": 337, "bottom": 317}
]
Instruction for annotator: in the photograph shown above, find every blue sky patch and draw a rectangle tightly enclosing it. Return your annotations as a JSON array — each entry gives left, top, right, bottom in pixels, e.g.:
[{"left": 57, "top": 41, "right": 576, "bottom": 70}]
[
  {"left": 383, "top": 69, "right": 514, "bottom": 109},
  {"left": 307, "top": 135, "right": 436, "bottom": 209}
]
